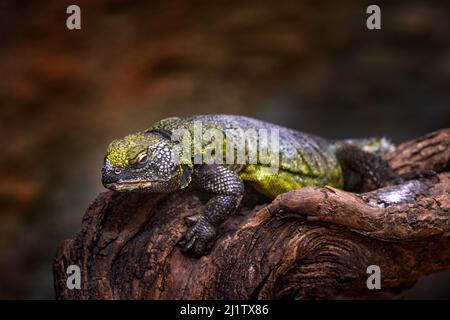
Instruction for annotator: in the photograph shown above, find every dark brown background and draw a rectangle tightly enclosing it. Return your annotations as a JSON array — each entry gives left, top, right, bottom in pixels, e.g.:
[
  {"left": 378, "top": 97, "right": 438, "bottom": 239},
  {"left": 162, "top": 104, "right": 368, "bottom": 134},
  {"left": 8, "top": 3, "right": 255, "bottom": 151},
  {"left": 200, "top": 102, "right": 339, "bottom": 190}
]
[{"left": 0, "top": 0, "right": 449, "bottom": 299}]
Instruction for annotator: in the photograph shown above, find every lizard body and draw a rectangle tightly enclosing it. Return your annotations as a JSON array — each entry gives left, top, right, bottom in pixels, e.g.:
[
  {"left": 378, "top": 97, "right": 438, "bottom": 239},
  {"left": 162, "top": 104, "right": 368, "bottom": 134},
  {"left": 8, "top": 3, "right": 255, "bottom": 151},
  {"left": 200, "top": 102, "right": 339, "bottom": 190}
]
[{"left": 102, "top": 115, "right": 395, "bottom": 256}]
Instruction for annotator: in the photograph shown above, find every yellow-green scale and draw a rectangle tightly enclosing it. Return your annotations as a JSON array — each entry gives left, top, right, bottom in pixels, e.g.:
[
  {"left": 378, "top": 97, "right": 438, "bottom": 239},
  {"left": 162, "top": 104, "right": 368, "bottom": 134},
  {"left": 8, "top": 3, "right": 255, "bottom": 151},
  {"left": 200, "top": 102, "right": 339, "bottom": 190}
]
[{"left": 238, "top": 163, "right": 343, "bottom": 199}]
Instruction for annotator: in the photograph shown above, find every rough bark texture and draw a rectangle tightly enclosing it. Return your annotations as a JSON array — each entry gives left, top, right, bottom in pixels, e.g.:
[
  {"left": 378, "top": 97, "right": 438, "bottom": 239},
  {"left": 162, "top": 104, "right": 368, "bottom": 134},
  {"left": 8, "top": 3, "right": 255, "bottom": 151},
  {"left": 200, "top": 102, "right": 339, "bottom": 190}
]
[{"left": 53, "top": 129, "right": 450, "bottom": 299}]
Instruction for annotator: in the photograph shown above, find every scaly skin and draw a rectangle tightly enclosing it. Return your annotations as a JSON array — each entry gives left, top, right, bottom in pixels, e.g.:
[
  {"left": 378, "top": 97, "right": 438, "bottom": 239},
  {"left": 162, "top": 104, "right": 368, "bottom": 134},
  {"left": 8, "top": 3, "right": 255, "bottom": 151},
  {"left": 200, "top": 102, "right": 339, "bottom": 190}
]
[{"left": 102, "top": 115, "right": 395, "bottom": 256}]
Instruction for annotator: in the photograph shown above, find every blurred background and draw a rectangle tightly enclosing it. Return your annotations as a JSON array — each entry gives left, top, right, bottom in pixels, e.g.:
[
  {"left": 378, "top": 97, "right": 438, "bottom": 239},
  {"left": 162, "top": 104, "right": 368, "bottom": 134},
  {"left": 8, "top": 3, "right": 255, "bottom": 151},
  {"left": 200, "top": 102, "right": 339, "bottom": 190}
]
[{"left": 0, "top": 0, "right": 449, "bottom": 299}]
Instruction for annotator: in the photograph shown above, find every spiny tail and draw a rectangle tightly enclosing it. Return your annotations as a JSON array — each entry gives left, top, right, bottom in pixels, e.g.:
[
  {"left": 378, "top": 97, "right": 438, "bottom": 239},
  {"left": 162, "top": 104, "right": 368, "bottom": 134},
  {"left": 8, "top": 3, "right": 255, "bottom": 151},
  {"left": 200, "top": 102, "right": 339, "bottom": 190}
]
[{"left": 333, "top": 137, "right": 395, "bottom": 155}]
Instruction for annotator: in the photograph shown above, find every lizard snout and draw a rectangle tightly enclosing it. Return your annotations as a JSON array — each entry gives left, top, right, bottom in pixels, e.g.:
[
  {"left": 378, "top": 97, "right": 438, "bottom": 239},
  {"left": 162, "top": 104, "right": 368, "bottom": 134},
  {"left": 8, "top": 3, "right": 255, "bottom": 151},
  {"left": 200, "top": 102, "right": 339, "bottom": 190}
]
[{"left": 102, "top": 170, "right": 120, "bottom": 187}]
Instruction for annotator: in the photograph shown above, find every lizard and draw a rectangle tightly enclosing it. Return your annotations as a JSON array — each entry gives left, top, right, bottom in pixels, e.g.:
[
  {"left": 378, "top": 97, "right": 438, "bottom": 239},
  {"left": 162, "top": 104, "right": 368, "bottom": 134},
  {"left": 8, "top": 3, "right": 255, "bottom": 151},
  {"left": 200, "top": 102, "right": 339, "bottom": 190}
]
[{"left": 101, "top": 114, "right": 399, "bottom": 257}]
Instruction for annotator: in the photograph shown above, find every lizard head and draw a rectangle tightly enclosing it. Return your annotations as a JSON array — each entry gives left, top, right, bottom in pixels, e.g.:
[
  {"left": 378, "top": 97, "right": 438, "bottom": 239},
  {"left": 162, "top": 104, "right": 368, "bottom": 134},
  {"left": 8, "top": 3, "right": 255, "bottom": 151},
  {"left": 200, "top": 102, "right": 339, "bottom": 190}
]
[{"left": 101, "top": 129, "right": 192, "bottom": 192}]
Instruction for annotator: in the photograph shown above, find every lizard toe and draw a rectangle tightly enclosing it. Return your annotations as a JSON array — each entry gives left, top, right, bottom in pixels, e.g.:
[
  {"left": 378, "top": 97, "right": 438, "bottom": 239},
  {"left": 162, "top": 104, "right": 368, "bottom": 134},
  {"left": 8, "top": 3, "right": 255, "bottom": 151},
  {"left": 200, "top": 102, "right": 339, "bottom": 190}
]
[{"left": 179, "top": 220, "right": 216, "bottom": 256}]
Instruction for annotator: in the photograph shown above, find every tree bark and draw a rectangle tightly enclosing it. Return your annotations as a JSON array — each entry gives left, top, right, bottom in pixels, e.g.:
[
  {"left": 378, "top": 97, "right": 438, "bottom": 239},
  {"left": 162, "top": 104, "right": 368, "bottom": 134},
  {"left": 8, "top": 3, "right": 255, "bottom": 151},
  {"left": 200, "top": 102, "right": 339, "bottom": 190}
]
[{"left": 53, "top": 129, "right": 450, "bottom": 299}]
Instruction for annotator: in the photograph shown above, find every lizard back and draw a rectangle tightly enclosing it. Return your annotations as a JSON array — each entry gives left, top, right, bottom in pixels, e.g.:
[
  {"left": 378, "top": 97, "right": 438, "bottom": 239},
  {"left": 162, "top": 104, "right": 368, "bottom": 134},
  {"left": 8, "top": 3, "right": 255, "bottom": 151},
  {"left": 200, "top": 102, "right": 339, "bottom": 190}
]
[{"left": 150, "top": 115, "right": 344, "bottom": 198}]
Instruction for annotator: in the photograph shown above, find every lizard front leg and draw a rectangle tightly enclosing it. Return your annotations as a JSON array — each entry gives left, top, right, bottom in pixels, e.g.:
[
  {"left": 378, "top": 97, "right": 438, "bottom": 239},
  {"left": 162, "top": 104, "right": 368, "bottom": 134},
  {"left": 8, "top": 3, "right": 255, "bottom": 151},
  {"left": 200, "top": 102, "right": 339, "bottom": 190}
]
[{"left": 179, "top": 164, "right": 244, "bottom": 257}]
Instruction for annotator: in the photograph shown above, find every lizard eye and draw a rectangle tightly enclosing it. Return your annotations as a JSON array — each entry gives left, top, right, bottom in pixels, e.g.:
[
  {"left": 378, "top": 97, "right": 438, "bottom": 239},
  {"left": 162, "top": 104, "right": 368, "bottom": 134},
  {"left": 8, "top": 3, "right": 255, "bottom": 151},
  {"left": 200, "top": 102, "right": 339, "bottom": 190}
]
[{"left": 137, "top": 153, "right": 148, "bottom": 164}]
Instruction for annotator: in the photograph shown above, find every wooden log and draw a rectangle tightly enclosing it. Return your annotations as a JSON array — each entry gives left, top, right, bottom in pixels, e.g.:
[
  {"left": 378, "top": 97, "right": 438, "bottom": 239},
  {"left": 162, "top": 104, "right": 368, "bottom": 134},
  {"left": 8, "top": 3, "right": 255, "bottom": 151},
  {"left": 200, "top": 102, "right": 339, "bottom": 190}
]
[{"left": 53, "top": 129, "right": 450, "bottom": 299}]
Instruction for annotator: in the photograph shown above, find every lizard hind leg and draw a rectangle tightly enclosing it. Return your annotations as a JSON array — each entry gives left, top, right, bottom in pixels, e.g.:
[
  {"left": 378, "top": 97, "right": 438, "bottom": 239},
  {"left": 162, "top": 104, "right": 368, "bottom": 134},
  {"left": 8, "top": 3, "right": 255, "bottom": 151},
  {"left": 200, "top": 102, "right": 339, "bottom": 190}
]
[{"left": 335, "top": 144, "right": 399, "bottom": 192}]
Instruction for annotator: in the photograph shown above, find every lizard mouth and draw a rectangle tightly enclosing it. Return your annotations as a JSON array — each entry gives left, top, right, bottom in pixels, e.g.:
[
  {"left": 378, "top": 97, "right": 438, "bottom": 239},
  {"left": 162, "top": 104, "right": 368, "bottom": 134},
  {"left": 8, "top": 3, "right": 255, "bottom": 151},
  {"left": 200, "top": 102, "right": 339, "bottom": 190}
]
[{"left": 105, "top": 180, "right": 156, "bottom": 192}]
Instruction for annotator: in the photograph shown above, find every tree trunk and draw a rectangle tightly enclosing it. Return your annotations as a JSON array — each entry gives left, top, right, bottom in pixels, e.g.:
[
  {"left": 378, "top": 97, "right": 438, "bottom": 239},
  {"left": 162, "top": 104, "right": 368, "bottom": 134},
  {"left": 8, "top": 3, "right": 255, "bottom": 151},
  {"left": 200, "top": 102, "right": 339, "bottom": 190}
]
[{"left": 53, "top": 129, "right": 450, "bottom": 299}]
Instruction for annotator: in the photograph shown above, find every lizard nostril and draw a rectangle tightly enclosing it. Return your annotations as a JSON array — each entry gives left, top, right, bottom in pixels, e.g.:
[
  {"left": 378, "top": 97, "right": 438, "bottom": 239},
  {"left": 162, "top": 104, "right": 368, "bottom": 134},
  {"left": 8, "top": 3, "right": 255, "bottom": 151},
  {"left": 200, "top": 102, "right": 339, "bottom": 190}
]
[{"left": 102, "top": 173, "right": 118, "bottom": 186}]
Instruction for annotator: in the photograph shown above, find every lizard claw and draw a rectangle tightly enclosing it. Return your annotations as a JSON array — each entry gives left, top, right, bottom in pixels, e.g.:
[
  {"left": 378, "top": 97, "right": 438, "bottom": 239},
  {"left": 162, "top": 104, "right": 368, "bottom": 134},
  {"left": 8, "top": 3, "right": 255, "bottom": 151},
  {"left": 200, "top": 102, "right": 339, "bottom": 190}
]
[
  {"left": 184, "top": 213, "right": 202, "bottom": 227},
  {"left": 179, "top": 219, "right": 216, "bottom": 257}
]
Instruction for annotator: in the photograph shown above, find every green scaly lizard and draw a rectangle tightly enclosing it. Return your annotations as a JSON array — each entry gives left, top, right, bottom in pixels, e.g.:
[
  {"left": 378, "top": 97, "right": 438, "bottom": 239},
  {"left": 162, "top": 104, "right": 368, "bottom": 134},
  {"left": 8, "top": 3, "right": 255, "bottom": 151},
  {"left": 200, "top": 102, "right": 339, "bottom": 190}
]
[{"left": 102, "top": 115, "right": 397, "bottom": 256}]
